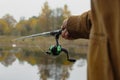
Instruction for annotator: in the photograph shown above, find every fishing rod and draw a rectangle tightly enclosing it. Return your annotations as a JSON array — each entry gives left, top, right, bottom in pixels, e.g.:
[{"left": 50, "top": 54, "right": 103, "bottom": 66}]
[
  {"left": 13, "top": 29, "right": 61, "bottom": 41},
  {"left": 13, "top": 29, "right": 76, "bottom": 62}
]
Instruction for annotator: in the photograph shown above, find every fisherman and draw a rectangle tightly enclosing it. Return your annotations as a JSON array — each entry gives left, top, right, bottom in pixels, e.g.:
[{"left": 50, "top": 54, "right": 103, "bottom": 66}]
[{"left": 61, "top": 0, "right": 120, "bottom": 80}]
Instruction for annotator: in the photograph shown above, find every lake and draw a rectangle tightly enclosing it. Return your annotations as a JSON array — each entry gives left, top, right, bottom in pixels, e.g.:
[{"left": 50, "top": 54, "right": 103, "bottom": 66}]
[{"left": 0, "top": 40, "right": 88, "bottom": 80}]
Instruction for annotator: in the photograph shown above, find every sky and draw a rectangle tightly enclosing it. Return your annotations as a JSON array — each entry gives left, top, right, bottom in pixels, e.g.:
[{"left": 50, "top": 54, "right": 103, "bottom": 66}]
[{"left": 0, "top": 0, "right": 90, "bottom": 21}]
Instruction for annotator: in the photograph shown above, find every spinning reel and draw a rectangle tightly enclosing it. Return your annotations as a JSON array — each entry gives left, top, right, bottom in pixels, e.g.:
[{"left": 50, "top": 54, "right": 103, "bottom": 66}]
[{"left": 46, "top": 30, "right": 76, "bottom": 62}]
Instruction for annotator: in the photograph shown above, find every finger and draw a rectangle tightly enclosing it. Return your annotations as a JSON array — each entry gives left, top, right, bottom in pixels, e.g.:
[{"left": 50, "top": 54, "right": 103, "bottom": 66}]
[
  {"left": 61, "top": 29, "right": 67, "bottom": 38},
  {"left": 64, "top": 31, "right": 69, "bottom": 39},
  {"left": 61, "top": 30, "right": 74, "bottom": 40},
  {"left": 61, "top": 29, "right": 72, "bottom": 40}
]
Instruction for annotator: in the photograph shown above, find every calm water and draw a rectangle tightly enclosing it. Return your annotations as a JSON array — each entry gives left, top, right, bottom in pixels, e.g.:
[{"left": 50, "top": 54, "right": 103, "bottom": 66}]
[{"left": 0, "top": 46, "right": 87, "bottom": 80}]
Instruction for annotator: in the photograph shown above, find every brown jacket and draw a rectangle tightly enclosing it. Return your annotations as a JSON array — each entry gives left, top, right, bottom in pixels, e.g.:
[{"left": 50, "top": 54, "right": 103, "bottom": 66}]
[{"left": 66, "top": 0, "right": 120, "bottom": 80}]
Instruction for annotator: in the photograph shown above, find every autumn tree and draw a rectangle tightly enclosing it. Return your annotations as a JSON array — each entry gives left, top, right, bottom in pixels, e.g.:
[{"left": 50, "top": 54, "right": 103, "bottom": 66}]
[
  {"left": 2, "top": 14, "right": 17, "bottom": 35},
  {"left": 15, "top": 20, "right": 29, "bottom": 36},
  {"left": 37, "top": 1, "right": 52, "bottom": 32},
  {"left": 0, "top": 19, "right": 10, "bottom": 35},
  {"left": 2, "top": 14, "right": 17, "bottom": 27},
  {"left": 28, "top": 17, "right": 38, "bottom": 34},
  {"left": 62, "top": 4, "right": 71, "bottom": 18},
  {"left": 50, "top": 8, "right": 63, "bottom": 30}
]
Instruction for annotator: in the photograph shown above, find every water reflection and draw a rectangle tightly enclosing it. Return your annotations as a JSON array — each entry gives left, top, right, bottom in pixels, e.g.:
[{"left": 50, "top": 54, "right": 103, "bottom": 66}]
[
  {"left": 0, "top": 60, "right": 39, "bottom": 80},
  {"left": 0, "top": 46, "right": 87, "bottom": 80},
  {"left": 67, "top": 59, "right": 87, "bottom": 80}
]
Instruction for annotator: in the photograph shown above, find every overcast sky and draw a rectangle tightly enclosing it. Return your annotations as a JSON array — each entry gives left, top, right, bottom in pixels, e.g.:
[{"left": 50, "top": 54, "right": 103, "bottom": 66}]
[{"left": 0, "top": 0, "right": 90, "bottom": 21}]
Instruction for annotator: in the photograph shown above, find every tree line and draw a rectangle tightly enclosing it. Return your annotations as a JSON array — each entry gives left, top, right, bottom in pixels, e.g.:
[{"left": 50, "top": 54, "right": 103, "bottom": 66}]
[{"left": 0, "top": 2, "right": 71, "bottom": 36}]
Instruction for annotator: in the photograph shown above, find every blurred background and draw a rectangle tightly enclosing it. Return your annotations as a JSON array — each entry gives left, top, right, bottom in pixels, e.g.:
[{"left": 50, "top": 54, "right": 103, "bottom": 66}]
[{"left": 0, "top": 0, "right": 90, "bottom": 80}]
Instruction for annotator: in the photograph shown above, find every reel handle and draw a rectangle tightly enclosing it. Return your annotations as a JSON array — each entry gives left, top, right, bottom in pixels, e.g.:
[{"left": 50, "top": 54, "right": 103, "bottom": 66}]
[{"left": 61, "top": 48, "right": 76, "bottom": 62}]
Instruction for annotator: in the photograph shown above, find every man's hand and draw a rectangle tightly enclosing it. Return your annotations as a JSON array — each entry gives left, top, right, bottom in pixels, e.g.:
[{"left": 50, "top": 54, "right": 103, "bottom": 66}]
[{"left": 61, "top": 19, "right": 74, "bottom": 40}]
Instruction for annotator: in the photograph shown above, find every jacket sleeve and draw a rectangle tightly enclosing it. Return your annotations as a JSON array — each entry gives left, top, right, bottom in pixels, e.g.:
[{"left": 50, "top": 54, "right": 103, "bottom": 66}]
[{"left": 66, "top": 11, "right": 92, "bottom": 39}]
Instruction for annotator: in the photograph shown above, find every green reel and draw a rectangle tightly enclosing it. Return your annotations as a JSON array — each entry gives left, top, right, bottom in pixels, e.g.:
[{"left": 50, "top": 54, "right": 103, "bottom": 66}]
[
  {"left": 46, "top": 30, "right": 76, "bottom": 62},
  {"left": 49, "top": 45, "right": 62, "bottom": 56}
]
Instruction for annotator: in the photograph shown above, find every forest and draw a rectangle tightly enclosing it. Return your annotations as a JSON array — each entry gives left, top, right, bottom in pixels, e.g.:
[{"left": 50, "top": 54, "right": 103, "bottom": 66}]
[{"left": 0, "top": 2, "right": 71, "bottom": 36}]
